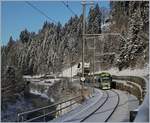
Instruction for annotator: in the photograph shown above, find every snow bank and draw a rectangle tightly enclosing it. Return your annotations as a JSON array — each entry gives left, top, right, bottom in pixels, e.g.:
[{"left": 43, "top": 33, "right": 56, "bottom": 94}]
[
  {"left": 101, "top": 22, "right": 111, "bottom": 32},
  {"left": 30, "top": 89, "right": 55, "bottom": 103},
  {"left": 30, "top": 89, "right": 49, "bottom": 99},
  {"left": 23, "top": 74, "right": 45, "bottom": 79},
  {"left": 31, "top": 78, "right": 60, "bottom": 86},
  {"left": 59, "top": 64, "right": 78, "bottom": 77}
]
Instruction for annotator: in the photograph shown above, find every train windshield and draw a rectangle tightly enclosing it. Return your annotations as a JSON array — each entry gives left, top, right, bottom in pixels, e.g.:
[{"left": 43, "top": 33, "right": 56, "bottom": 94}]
[{"left": 102, "top": 76, "right": 110, "bottom": 80}]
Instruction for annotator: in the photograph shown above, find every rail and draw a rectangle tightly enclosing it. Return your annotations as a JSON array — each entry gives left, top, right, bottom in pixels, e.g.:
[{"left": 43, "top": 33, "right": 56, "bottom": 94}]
[
  {"left": 18, "top": 95, "right": 81, "bottom": 122},
  {"left": 104, "top": 90, "right": 120, "bottom": 122},
  {"left": 80, "top": 90, "right": 120, "bottom": 122},
  {"left": 80, "top": 91, "right": 109, "bottom": 122}
]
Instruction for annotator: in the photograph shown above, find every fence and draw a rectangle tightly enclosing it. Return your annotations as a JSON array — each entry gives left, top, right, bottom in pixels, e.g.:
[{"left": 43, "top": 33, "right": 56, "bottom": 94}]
[{"left": 17, "top": 95, "right": 82, "bottom": 122}]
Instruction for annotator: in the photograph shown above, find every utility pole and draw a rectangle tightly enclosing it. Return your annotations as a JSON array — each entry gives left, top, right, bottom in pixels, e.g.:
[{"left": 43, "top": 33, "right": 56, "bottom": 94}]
[
  {"left": 93, "top": 38, "right": 95, "bottom": 92},
  {"left": 71, "top": 55, "right": 72, "bottom": 83},
  {"left": 68, "top": 51, "right": 72, "bottom": 83},
  {"left": 81, "top": 0, "right": 86, "bottom": 99}
]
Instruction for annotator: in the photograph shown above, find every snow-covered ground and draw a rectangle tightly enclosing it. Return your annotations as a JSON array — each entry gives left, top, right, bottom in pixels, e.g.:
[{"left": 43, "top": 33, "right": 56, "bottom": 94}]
[
  {"left": 29, "top": 81, "right": 55, "bottom": 102},
  {"left": 30, "top": 89, "right": 55, "bottom": 102},
  {"left": 30, "top": 89, "right": 49, "bottom": 99},
  {"left": 95, "top": 66, "right": 149, "bottom": 77},
  {"left": 101, "top": 22, "right": 111, "bottom": 32},
  {"left": 30, "top": 78, "right": 60, "bottom": 86},
  {"left": 59, "top": 64, "right": 78, "bottom": 77},
  {"left": 23, "top": 74, "right": 45, "bottom": 79}
]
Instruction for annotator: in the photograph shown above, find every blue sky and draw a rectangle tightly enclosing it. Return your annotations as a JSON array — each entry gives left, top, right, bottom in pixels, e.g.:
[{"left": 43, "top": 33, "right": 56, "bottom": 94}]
[{"left": 1, "top": 1, "right": 110, "bottom": 45}]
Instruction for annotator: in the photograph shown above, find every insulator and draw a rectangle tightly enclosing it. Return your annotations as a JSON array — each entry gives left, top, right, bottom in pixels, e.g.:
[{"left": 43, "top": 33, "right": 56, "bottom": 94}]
[
  {"left": 90, "top": 1, "right": 94, "bottom": 10},
  {"left": 81, "top": 0, "right": 86, "bottom": 5}
]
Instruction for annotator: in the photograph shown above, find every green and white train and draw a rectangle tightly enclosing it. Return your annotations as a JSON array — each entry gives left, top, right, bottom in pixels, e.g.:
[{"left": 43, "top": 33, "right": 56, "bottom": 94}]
[{"left": 98, "top": 72, "right": 112, "bottom": 90}]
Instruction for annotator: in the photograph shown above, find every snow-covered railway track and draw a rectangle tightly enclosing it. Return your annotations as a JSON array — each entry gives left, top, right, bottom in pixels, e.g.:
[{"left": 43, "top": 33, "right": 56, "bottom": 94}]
[
  {"left": 80, "top": 90, "right": 109, "bottom": 122},
  {"left": 104, "top": 90, "right": 120, "bottom": 122},
  {"left": 81, "top": 90, "right": 120, "bottom": 122}
]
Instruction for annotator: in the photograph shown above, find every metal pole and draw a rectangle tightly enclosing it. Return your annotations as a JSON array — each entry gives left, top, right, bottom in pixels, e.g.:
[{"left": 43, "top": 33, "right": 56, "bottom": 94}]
[
  {"left": 70, "top": 53, "right": 72, "bottom": 83},
  {"left": 17, "top": 114, "right": 20, "bottom": 122},
  {"left": 93, "top": 38, "right": 95, "bottom": 93},
  {"left": 71, "top": 56, "right": 72, "bottom": 83},
  {"left": 89, "top": 58, "right": 92, "bottom": 93},
  {"left": 81, "top": 0, "right": 86, "bottom": 99},
  {"left": 71, "top": 64, "right": 72, "bottom": 82},
  {"left": 21, "top": 116, "right": 24, "bottom": 122},
  {"left": 43, "top": 110, "right": 46, "bottom": 122},
  {"left": 60, "top": 104, "right": 62, "bottom": 116}
]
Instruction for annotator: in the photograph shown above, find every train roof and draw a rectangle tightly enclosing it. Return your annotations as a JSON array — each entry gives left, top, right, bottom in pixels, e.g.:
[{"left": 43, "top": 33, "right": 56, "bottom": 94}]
[{"left": 99, "top": 72, "right": 111, "bottom": 76}]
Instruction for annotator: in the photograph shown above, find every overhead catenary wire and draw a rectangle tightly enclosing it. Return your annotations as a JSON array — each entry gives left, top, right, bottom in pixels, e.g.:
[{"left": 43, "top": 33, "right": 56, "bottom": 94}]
[
  {"left": 25, "top": 1, "right": 57, "bottom": 24},
  {"left": 62, "top": 1, "right": 77, "bottom": 16}
]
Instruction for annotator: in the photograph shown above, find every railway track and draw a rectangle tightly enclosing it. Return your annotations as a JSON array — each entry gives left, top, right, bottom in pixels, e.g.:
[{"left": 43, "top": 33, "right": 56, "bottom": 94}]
[
  {"left": 81, "top": 89, "right": 120, "bottom": 122},
  {"left": 104, "top": 90, "right": 120, "bottom": 122},
  {"left": 80, "top": 91, "right": 109, "bottom": 122}
]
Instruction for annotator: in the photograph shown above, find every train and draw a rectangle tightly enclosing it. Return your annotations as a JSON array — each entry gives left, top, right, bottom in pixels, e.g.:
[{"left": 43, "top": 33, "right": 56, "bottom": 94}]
[
  {"left": 76, "top": 62, "right": 112, "bottom": 90},
  {"left": 97, "top": 72, "right": 112, "bottom": 90}
]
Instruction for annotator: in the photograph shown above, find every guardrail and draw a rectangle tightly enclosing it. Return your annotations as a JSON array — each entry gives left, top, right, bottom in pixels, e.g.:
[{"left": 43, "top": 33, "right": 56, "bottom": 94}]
[
  {"left": 112, "top": 75, "right": 146, "bottom": 89},
  {"left": 17, "top": 95, "right": 82, "bottom": 122},
  {"left": 112, "top": 75, "right": 147, "bottom": 104}
]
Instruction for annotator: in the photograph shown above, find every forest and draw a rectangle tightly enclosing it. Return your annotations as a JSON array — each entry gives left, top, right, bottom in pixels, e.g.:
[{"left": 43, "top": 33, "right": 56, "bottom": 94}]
[{"left": 1, "top": 1, "right": 149, "bottom": 108}]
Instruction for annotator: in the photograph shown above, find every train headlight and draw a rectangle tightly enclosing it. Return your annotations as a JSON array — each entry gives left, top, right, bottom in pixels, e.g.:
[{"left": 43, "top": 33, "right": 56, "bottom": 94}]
[{"left": 81, "top": 77, "right": 85, "bottom": 82}]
